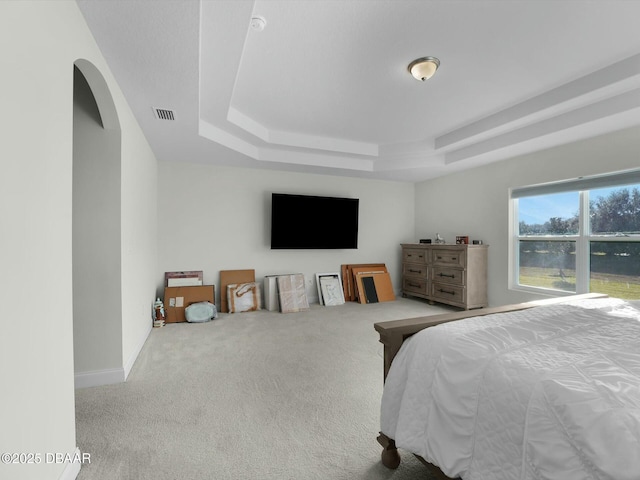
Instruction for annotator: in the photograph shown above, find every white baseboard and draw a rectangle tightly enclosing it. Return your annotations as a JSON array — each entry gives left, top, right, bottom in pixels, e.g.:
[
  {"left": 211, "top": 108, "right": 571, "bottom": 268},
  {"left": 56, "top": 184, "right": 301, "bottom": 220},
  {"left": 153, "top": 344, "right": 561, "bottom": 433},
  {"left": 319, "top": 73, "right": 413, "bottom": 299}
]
[
  {"left": 75, "top": 367, "right": 125, "bottom": 389},
  {"left": 57, "top": 447, "right": 82, "bottom": 480},
  {"left": 75, "top": 322, "right": 151, "bottom": 388},
  {"left": 124, "top": 323, "right": 152, "bottom": 380}
]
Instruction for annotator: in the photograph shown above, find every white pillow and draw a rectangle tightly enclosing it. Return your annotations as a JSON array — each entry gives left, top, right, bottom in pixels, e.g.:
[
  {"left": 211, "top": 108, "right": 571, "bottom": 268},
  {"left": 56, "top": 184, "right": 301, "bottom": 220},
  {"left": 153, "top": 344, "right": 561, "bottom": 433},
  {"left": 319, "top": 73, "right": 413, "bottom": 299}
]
[{"left": 184, "top": 301, "right": 217, "bottom": 322}]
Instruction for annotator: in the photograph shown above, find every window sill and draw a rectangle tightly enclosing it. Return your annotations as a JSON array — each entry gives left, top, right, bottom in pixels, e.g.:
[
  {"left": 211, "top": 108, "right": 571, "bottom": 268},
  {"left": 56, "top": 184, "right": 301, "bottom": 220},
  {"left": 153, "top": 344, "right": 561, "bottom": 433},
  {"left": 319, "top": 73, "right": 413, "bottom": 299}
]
[{"left": 509, "top": 284, "right": 576, "bottom": 298}]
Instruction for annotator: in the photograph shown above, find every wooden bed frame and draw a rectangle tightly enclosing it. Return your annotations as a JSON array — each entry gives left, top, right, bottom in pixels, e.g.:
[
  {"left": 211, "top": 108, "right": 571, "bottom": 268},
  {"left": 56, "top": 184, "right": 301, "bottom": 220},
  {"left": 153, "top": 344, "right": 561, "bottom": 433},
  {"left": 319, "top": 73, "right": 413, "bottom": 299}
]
[{"left": 373, "top": 293, "right": 608, "bottom": 479}]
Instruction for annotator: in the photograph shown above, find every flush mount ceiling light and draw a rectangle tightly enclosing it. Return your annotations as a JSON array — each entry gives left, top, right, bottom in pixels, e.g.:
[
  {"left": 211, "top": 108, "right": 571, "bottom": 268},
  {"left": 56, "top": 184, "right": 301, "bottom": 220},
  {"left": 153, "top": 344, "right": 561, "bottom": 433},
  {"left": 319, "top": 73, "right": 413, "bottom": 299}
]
[
  {"left": 408, "top": 56, "right": 440, "bottom": 81},
  {"left": 250, "top": 15, "right": 266, "bottom": 31}
]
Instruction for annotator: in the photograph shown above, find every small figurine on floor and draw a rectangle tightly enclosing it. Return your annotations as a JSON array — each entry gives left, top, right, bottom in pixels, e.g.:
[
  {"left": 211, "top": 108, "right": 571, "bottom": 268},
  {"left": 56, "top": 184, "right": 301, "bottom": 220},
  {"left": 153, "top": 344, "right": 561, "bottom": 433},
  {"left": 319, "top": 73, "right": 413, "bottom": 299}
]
[{"left": 153, "top": 298, "right": 166, "bottom": 328}]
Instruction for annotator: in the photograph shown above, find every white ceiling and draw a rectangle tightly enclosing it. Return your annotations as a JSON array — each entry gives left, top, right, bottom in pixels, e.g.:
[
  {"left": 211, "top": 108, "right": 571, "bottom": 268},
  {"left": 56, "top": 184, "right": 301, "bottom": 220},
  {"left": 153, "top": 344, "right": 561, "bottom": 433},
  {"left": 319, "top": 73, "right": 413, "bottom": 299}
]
[{"left": 76, "top": 0, "right": 640, "bottom": 183}]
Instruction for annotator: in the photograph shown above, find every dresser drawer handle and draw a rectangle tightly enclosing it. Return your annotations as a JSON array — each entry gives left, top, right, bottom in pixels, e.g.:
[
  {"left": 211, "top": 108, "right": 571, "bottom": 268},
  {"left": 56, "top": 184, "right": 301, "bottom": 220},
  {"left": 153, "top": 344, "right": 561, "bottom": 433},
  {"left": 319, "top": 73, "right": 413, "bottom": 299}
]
[
  {"left": 438, "top": 288, "right": 456, "bottom": 296},
  {"left": 438, "top": 273, "right": 455, "bottom": 278},
  {"left": 409, "top": 269, "right": 422, "bottom": 274},
  {"left": 408, "top": 282, "right": 421, "bottom": 288}
]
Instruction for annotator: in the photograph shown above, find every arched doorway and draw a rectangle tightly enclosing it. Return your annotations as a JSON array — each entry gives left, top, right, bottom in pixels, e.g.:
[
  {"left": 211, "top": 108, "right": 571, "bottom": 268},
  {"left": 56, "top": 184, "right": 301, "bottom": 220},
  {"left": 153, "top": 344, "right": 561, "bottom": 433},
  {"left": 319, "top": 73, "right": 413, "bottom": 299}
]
[{"left": 72, "top": 59, "right": 123, "bottom": 387}]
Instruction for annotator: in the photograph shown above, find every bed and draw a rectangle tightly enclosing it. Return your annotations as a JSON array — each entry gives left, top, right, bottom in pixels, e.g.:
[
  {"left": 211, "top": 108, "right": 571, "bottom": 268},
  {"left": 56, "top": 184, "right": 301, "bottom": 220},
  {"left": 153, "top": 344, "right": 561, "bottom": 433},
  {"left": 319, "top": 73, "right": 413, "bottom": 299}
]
[{"left": 374, "top": 293, "right": 640, "bottom": 480}]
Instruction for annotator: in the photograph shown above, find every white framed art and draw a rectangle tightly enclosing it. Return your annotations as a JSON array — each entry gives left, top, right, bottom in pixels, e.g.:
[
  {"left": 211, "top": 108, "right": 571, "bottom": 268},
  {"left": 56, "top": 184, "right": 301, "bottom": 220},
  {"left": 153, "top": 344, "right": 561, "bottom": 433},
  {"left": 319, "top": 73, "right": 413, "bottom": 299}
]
[{"left": 315, "top": 272, "right": 345, "bottom": 306}]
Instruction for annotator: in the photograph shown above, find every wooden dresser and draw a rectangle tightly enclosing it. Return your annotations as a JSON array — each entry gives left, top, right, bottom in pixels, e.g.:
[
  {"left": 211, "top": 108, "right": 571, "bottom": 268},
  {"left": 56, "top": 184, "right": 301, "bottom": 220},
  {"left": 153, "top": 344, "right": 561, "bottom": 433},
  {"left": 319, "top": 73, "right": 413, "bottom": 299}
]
[{"left": 401, "top": 243, "right": 488, "bottom": 310}]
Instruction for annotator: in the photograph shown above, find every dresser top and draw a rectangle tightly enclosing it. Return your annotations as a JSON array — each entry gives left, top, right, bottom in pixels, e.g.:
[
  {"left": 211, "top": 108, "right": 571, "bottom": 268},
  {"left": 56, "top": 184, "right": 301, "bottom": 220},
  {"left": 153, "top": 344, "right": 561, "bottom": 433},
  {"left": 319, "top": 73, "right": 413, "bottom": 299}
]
[{"left": 401, "top": 243, "right": 489, "bottom": 248}]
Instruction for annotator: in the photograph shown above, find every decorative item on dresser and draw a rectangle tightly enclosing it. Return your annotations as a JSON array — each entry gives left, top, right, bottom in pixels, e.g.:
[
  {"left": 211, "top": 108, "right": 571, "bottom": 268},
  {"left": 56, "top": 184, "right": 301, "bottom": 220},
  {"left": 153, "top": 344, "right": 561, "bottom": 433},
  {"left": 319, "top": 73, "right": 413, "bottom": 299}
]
[{"left": 401, "top": 243, "right": 488, "bottom": 310}]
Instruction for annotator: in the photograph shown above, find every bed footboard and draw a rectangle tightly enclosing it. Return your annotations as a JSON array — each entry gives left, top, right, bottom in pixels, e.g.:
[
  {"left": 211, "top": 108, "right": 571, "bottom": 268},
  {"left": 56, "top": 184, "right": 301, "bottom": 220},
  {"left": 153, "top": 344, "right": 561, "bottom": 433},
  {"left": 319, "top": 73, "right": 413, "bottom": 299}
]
[
  {"left": 373, "top": 293, "right": 607, "bottom": 381},
  {"left": 374, "top": 302, "right": 530, "bottom": 380}
]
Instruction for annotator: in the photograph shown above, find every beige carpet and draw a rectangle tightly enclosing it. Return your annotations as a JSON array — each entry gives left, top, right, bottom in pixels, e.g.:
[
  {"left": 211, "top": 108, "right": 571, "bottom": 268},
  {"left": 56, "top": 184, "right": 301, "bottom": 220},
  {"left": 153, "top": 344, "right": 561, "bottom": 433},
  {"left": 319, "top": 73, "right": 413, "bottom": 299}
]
[{"left": 75, "top": 297, "right": 453, "bottom": 480}]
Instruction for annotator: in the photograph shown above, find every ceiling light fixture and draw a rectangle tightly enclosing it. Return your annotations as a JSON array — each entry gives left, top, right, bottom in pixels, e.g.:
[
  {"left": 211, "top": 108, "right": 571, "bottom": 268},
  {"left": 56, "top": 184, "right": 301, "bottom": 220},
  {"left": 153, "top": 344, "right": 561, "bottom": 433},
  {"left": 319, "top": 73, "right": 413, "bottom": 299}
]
[
  {"left": 408, "top": 56, "right": 440, "bottom": 81},
  {"left": 250, "top": 16, "right": 266, "bottom": 31}
]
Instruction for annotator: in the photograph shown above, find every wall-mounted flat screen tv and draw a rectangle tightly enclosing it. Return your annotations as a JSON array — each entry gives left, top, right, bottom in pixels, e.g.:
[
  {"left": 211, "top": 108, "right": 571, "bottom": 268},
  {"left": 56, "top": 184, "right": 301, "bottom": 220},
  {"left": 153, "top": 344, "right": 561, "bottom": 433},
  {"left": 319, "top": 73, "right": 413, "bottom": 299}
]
[{"left": 271, "top": 193, "right": 359, "bottom": 249}]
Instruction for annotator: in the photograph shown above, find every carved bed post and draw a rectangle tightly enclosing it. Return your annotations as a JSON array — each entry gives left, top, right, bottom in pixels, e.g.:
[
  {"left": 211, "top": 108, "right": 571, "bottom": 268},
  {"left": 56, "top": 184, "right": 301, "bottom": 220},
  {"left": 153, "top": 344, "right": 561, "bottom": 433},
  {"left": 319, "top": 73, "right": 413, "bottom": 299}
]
[{"left": 377, "top": 433, "right": 401, "bottom": 469}]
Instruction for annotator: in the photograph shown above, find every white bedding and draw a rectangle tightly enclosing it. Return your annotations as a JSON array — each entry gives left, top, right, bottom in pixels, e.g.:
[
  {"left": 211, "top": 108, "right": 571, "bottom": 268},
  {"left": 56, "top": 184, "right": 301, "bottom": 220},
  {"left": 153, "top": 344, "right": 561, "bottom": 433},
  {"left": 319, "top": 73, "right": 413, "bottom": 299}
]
[{"left": 380, "top": 297, "right": 640, "bottom": 480}]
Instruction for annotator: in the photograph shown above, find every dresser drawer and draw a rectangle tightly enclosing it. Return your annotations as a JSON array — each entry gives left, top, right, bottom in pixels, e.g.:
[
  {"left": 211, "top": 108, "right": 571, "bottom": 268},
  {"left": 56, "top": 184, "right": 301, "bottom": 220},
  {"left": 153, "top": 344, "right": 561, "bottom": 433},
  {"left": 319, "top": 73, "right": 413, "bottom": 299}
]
[
  {"left": 403, "top": 263, "right": 428, "bottom": 278},
  {"left": 432, "top": 249, "right": 465, "bottom": 267},
  {"left": 403, "top": 248, "right": 428, "bottom": 264},
  {"left": 430, "top": 282, "right": 465, "bottom": 304},
  {"left": 431, "top": 266, "right": 465, "bottom": 286},
  {"left": 403, "top": 277, "right": 428, "bottom": 296}
]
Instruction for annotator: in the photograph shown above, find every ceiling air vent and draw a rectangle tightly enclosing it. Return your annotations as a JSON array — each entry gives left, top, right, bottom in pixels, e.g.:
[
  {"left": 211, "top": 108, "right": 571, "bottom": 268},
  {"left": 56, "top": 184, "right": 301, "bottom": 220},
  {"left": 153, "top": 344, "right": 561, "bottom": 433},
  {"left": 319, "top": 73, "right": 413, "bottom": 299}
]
[{"left": 153, "top": 107, "right": 175, "bottom": 121}]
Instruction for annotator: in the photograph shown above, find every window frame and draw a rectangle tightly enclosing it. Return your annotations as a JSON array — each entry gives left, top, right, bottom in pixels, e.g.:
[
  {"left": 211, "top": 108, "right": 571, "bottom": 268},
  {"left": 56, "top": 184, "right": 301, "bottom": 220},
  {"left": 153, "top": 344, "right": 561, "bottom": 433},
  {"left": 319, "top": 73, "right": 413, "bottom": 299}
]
[{"left": 510, "top": 171, "right": 640, "bottom": 297}]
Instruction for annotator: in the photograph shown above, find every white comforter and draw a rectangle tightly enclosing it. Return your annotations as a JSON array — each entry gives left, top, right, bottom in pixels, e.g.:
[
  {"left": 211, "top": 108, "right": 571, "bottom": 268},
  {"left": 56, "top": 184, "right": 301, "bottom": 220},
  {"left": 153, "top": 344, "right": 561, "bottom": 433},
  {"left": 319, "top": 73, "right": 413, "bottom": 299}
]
[{"left": 380, "top": 297, "right": 640, "bottom": 480}]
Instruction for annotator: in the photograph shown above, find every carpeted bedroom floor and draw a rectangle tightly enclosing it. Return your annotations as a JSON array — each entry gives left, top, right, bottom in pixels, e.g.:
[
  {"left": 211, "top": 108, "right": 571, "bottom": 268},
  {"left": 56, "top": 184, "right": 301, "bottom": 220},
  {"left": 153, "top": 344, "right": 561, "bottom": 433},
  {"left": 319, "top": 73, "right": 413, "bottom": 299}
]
[{"left": 75, "top": 297, "right": 454, "bottom": 480}]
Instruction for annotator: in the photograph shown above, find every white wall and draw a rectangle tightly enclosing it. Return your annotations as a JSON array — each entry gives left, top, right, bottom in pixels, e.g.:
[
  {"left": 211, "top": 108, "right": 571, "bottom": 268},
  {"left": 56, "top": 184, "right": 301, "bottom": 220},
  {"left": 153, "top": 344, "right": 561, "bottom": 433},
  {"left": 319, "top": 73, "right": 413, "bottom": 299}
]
[
  {"left": 415, "top": 126, "right": 640, "bottom": 307},
  {"left": 157, "top": 162, "right": 415, "bottom": 304},
  {"left": 0, "top": 2, "right": 157, "bottom": 479},
  {"left": 118, "top": 83, "right": 158, "bottom": 381},
  {"left": 114, "top": 79, "right": 158, "bottom": 377}
]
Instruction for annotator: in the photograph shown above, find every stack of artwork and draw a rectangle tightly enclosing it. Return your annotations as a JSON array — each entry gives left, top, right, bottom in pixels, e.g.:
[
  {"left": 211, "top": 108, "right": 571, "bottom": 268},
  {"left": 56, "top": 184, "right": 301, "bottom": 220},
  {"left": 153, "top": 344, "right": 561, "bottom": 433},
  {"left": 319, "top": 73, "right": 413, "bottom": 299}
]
[
  {"left": 340, "top": 263, "right": 395, "bottom": 304},
  {"left": 219, "top": 265, "right": 395, "bottom": 314},
  {"left": 220, "top": 269, "right": 261, "bottom": 314},
  {"left": 263, "top": 273, "right": 310, "bottom": 313}
]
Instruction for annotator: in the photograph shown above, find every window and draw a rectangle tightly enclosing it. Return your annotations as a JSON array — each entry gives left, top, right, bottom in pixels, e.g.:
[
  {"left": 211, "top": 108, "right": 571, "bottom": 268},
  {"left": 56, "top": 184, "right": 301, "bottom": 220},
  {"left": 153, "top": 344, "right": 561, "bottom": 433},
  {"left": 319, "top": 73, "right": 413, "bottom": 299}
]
[{"left": 512, "top": 171, "right": 640, "bottom": 300}]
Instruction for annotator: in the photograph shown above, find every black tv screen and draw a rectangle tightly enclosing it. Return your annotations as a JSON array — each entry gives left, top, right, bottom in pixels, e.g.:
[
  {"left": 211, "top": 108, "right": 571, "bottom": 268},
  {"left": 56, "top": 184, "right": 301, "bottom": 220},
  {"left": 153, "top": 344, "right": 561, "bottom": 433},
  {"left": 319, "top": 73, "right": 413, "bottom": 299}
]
[{"left": 271, "top": 193, "right": 359, "bottom": 249}]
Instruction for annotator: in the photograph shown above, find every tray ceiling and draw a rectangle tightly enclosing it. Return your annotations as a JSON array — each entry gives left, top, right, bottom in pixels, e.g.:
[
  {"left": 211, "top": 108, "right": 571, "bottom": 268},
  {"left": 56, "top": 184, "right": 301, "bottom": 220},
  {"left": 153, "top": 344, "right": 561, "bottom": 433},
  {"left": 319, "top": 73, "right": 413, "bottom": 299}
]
[{"left": 77, "top": 0, "right": 640, "bottom": 182}]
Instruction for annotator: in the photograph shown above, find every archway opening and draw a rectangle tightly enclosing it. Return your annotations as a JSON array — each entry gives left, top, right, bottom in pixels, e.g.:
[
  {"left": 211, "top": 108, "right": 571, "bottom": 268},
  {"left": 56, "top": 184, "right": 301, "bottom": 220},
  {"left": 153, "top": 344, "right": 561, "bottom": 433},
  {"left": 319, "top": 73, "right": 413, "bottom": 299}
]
[{"left": 72, "top": 60, "right": 123, "bottom": 388}]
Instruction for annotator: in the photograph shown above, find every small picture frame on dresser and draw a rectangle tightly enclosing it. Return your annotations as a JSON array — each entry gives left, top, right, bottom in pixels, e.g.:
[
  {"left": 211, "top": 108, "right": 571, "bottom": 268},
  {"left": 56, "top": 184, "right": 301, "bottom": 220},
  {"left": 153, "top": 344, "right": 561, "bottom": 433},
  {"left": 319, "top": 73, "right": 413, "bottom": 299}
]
[{"left": 455, "top": 236, "right": 469, "bottom": 245}]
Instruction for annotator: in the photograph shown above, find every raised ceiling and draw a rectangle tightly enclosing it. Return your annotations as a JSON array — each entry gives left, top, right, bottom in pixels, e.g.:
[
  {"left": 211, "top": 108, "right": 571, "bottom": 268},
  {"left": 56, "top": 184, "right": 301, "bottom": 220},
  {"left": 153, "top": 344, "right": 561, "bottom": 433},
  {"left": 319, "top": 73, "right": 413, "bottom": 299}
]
[{"left": 77, "top": 0, "right": 640, "bottom": 182}]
